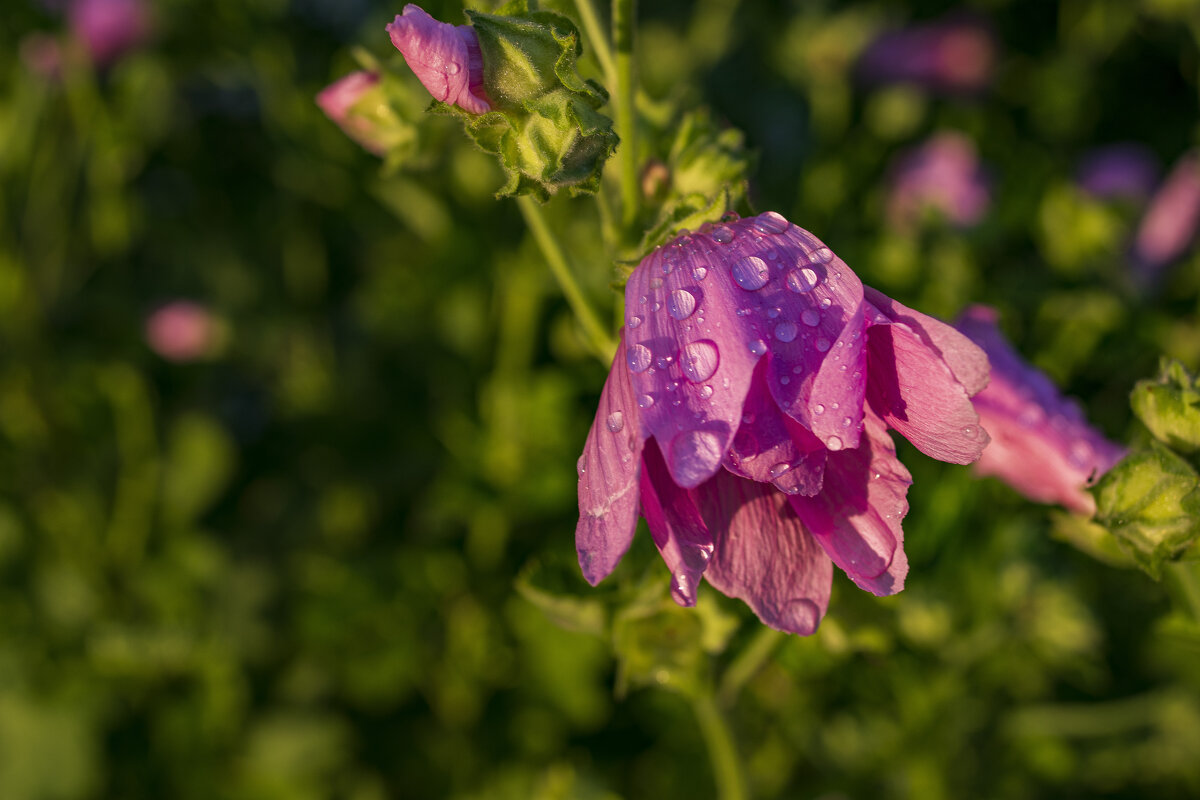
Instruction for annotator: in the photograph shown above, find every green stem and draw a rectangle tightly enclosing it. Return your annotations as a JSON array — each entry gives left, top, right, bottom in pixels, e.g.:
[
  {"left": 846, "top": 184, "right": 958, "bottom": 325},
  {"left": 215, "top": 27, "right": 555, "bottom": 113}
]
[
  {"left": 1168, "top": 561, "right": 1200, "bottom": 622},
  {"left": 718, "top": 627, "right": 784, "bottom": 707},
  {"left": 572, "top": 0, "right": 616, "bottom": 89},
  {"left": 516, "top": 195, "right": 615, "bottom": 361},
  {"left": 613, "top": 0, "right": 639, "bottom": 230},
  {"left": 692, "top": 692, "right": 749, "bottom": 800}
]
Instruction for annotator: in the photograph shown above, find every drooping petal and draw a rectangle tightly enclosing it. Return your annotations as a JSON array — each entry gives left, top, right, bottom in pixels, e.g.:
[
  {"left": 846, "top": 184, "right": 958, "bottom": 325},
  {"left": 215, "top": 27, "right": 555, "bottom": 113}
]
[
  {"left": 576, "top": 333, "right": 645, "bottom": 585},
  {"left": 864, "top": 290, "right": 989, "bottom": 464},
  {"left": 1132, "top": 149, "right": 1200, "bottom": 279},
  {"left": 387, "top": 4, "right": 491, "bottom": 115},
  {"left": 696, "top": 470, "right": 833, "bottom": 635},
  {"left": 954, "top": 306, "right": 1126, "bottom": 515},
  {"left": 623, "top": 213, "right": 866, "bottom": 488},
  {"left": 789, "top": 411, "right": 912, "bottom": 596},
  {"left": 639, "top": 439, "right": 714, "bottom": 607},
  {"left": 724, "top": 360, "right": 826, "bottom": 497}
]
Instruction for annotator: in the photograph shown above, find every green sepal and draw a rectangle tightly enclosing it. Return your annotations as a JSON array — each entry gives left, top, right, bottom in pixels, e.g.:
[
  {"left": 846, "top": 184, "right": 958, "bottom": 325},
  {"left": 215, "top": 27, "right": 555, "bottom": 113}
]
[
  {"left": 637, "top": 190, "right": 733, "bottom": 257},
  {"left": 1092, "top": 440, "right": 1200, "bottom": 578},
  {"left": 1131, "top": 358, "right": 1200, "bottom": 455}
]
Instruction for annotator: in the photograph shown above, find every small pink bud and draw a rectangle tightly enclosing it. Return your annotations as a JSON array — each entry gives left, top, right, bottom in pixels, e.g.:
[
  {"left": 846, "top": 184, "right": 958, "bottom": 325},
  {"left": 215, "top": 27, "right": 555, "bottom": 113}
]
[
  {"left": 317, "top": 71, "right": 390, "bottom": 156},
  {"left": 145, "top": 302, "right": 218, "bottom": 363},
  {"left": 68, "top": 0, "right": 152, "bottom": 67},
  {"left": 386, "top": 4, "right": 490, "bottom": 115},
  {"left": 1132, "top": 150, "right": 1200, "bottom": 278}
]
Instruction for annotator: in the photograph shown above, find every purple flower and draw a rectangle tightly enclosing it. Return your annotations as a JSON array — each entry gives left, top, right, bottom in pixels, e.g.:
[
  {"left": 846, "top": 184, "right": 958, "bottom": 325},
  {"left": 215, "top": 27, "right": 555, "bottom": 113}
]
[
  {"left": 68, "top": 0, "right": 151, "bottom": 67},
  {"left": 1076, "top": 144, "right": 1159, "bottom": 201},
  {"left": 954, "top": 306, "right": 1125, "bottom": 516},
  {"left": 857, "top": 15, "right": 996, "bottom": 94},
  {"left": 1132, "top": 150, "right": 1200, "bottom": 278},
  {"left": 886, "top": 132, "right": 990, "bottom": 231},
  {"left": 316, "top": 71, "right": 389, "bottom": 156},
  {"left": 145, "top": 301, "right": 219, "bottom": 362},
  {"left": 576, "top": 213, "right": 990, "bottom": 634},
  {"left": 386, "top": 4, "right": 491, "bottom": 115}
]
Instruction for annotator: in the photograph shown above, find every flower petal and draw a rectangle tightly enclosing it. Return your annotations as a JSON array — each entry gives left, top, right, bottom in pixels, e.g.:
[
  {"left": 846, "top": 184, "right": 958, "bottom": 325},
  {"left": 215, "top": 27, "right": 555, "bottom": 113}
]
[
  {"left": 387, "top": 5, "right": 489, "bottom": 114},
  {"left": 724, "top": 360, "right": 826, "bottom": 497},
  {"left": 865, "top": 293, "right": 989, "bottom": 464},
  {"left": 576, "top": 333, "right": 645, "bottom": 585},
  {"left": 640, "top": 439, "right": 714, "bottom": 607},
  {"left": 789, "top": 411, "right": 912, "bottom": 595},
  {"left": 955, "top": 305, "right": 1126, "bottom": 514},
  {"left": 697, "top": 470, "right": 833, "bottom": 635},
  {"left": 624, "top": 214, "right": 866, "bottom": 487}
]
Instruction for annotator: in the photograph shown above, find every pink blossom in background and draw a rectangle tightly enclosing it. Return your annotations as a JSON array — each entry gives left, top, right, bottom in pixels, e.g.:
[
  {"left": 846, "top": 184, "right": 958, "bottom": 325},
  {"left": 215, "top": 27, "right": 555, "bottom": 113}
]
[
  {"left": 386, "top": 4, "right": 490, "bottom": 114},
  {"left": 19, "top": 33, "right": 63, "bottom": 79},
  {"left": 857, "top": 15, "right": 996, "bottom": 94},
  {"left": 576, "top": 212, "right": 990, "bottom": 634},
  {"left": 1076, "top": 144, "right": 1159, "bottom": 201},
  {"left": 886, "top": 132, "right": 990, "bottom": 231},
  {"left": 145, "top": 302, "right": 218, "bottom": 363},
  {"left": 1132, "top": 150, "right": 1200, "bottom": 278},
  {"left": 316, "top": 71, "right": 390, "bottom": 156},
  {"left": 68, "top": 0, "right": 151, "bottom": 66},
  {"left": 954, "top": 306, "right": 1124, "bottom": 516}
]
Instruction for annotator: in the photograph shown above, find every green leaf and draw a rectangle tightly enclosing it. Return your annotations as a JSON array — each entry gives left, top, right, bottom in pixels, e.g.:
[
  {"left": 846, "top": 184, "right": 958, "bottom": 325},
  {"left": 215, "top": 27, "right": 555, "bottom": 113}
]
[
  {"left": 1092, "top": 441, "right": 1200, "bottom": 578},
  {"left": 1131, "top": 358, "right": 1200, "bottom": 454}
]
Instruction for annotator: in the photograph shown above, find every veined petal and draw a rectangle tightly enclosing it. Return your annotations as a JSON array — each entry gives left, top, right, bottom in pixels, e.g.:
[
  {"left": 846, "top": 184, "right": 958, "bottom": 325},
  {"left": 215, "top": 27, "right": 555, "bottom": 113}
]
[
  {"left": 387, "top": 4, "right": 491, "bottom": 114},
  {"left": 697, "top": 470, "right": 833, "bottom": 635},
  {"left": 864, "top": 292, "right": 989, "bottom": 464},
  {"left": 640, "top": 439, "right": 715, "bottom": 607},
  {"left": 725, "top": 360, "right": 826, "bottom": 497},
  {"left": 789, "top": 411, "right": 912, "bottom": 595},
  {"left": 576, "top": 333, "right": 645, "bottom": 585}
]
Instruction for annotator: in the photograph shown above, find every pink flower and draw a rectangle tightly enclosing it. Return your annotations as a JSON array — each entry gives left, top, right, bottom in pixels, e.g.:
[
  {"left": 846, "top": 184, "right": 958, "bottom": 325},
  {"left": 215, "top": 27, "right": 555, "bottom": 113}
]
[
  {"left": 1132, "top": 150, "right": 1200, "bottom": 278},
  {"left": 145, "top": 301, "right": 218, "bottom": 363},
  {"left": 954, "top": 306, "right": 1125, "bottom": 515},
  {"left": 576, "top": 213, "right": 990, "bottom": 634},
  {"left": 386, "top": 4, "right": 490, "bottom": 115},
  {"left": 1076, "top": 144, "right": 1159, "bottom": 201},
  {"left": 857, "top": 15, "right": 996, "bottom": 94},
  {"left": 68, "top": 0, "right": 151, "bottom": 67},
  {"left": 316, "top": 71, "right": 390, "bottom": 156},
  {"left": 886, "top": 132, "right": 990, "bottom": 231}
]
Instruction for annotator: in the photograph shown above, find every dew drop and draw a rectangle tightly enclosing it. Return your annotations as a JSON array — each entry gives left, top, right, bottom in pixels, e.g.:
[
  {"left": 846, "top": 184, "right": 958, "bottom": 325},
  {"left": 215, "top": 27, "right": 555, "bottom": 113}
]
[
  {"left": 732, "top": 256, "right": 770, "bottom": 290},
  {"left": 627, "top": 315, "right": 643, "bottom": 329},
  {"left": 961, "top": 424, "right": 977, "bottom": 439},
  {"left": 819, "top": 297, "right": 832, "bottom": 309},
  {"left": 711, "top": 225, "right": 734, "bottom": 244},
  {"left": 637, "top": 393, "right": 655, "bottom": 408},
  {"left": 774, "top": 321, "right": 799, "bottom": 342},
  {"left": 792, "top": 365, "right": 804, "bottom": 374},
  {"left": 753, "top": 211, "right": 789, "bottom": 234},
  {"left": 692, "top": 266, "right": 708, "bottom": 281},
  {"left": 816, "top": 337, "right": 832, "bottom": 352},
  {"left": 841, "top": 416, "right": 851, "bottom": 428},
  {"left": 736, "top": 308, "right": 752, "bottom": 317},
  {"left": 649, "top": 277, "right": 663, "bottom": 289},
  {"left": 813, "top": 403, "right": 825, "bottom": 415},
  {"left": 769, "top": 462, "right": 792, "bottom": 479},
  {"left": 810, "top": 247, "right": 834, "bottom": 264},
  {"left": 651, "top": 301, "right": 661, "bottom": 312},
  {"left": 627, "top": 344, "right": 652, "bottom": 373},
  {"left": 826, "top": 435, "right": 843, "bottom": 451},
  {"left": 748, "top": 339, "right": 767, "bottom": 356},
  {"left": 801, "top": 309, "right": 821, "bottom": 327},
  {"left": 681, "top": 340, "right": 720, "bottom": 383},
  {"left": 786, "top": 267, "right": 820, "bottom": 293},
  {"left": 780, "top": 376, "right": 790, "bottom": 385},
  {"left": 606, "top": 411, "right": 625, "bottom": 432},
  {"left": 668, "top": 289, "right": 697, "bottom": 320},
  {"left": 446, "top": 62, "right": 461, "bottom": 75},
  {"left": 698, "top": 385, "right": 714, "bottom": 399},
  {"left": 767, "top": 306, "right": 781, "bottom": 319}
]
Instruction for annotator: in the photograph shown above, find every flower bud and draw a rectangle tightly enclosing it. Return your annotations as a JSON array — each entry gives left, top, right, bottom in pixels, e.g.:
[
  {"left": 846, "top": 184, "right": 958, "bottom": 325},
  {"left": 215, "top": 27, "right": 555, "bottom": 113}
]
[
  {"left": 1131, "top": 359, "right": 1200, "bottom": 455},
  {"left": 386, "top": 4, "right": 490, "bottom": 114},
  {"left": 317, "top": 71, "right": 414, "bottom": 157}
]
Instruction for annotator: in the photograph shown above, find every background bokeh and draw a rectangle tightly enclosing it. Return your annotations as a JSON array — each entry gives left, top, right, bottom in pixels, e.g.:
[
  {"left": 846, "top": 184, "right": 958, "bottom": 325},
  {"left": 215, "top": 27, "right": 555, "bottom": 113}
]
[{"left": 3, "top": 0, "right": 1200, "bottom": 797}]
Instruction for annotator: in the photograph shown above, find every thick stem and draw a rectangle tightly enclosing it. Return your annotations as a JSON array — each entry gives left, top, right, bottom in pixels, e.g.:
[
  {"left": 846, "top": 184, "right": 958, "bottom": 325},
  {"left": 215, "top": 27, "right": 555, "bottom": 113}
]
[
  {"left": 516, "top": 195, "right": 615, "bottom": 361},
  {"left": 573, "top": 0, "right": 616, "bottom": 89},
  {"left": 692, "top": 692, "right": 749, "bottom": 800},
  {"left": 613, "top": 0, "right": 639, "bottom": 230}
]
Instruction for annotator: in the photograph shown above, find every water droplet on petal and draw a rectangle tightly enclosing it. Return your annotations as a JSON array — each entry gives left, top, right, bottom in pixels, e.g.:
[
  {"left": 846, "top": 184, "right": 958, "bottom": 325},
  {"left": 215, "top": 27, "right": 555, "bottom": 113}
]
[
  {"left": 638, "top": 393, "right": 655, "bottom": 408},
  {"left": 681, "top": 340, "right": 720, "bottom": 383},
  {"left": 711, "top": 225, "right": 734, "bottom": 244},
  {"left": 826, "top": 435, "right": 843, "bottom": 451},
  {"left": 698, "top": 385, "right": 714, "bottom": 399},
  {"left": 961, "top": 425, "right": 977, "bottom": 438},
  {"left": 786, "top": 267, "right": 820, "bottom": 293},
  {"left": 736, "top": 308, "right": 751, "bottom": 317},
  {"left": 651, "top": 301, "right": 661, "bottom": 312},
  {"left": 801, "top": 309, "right": 820, "bottom": 327},
  {"left": 748, "top": 339, "right": 767, "bottom": 356},
  {"left": 769, "top": 462, "right": 792, "bottom": 478},
  {"left": 841, "top": 416, "right": 851, "bottom": 428},
  {"left": 668, "top": 289, "right": 697, "bottom": 320},
  {"left": 607, "top": 411, "right": 625, "bottom": 432},
  {"left": 732, "top": 256, "right": 770, "bottom": 290},
  {"left": 792, "top": 365, "right": 804, "bottom": 375},
  {"left": 628, "top": 315, "right": 643, "bottom": 329},
  {"left": 767, "top": 306, "right": 781, "bottom": 319},
  {"left": 811, "top": 247, "right": 834, "bottom": 264},
  {"left": 774, "top": 321, "right": 798, "bottom": 342},
  {"left": 649, "top": 278, "right": 663, "bottom": 290},
  {"left": 814, "top": 403, "right": 825, "bottom": 415},
  {"left": 819, "top": 297, "right": 832, "bottom": 309},
  {"left": 1069, "top": 440, "right": 1093, "bottom": 466},
  {"left": 753, "top": 211, "right": 789, "bottom": 234},
  {"left": 816, "top": 337, "right": 831, "bottom": 352},
  {"left": 446, "top": 62, "right": 461, "bottom": 75},
  {"left": 692, "top": 266, "right": 708, "bottom": 281},
  {"left": 627, "top": 344, "right": 652, "bottom": 373},
  {"left": 780, "top": 376, "right": 790, "bottom": 385}
]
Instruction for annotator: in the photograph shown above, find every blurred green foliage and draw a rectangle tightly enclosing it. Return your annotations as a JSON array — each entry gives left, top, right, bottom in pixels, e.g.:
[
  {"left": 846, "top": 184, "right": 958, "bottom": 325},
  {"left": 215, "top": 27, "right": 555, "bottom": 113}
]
[{"left": 3, "top": 0, "right": 1200, "bottom": 798}]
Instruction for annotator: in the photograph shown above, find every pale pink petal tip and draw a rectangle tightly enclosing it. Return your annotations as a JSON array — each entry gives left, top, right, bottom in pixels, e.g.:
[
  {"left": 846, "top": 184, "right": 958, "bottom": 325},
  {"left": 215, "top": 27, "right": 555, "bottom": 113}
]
[
  {"left": 145, "top": 302, "right": 218, "bottom": 363},
  {"left": 954, "top": 306, "right": 1125, "bottom": 515},
  {"left": 386, "top": 4, "right": 491, "bottom": 114}
]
